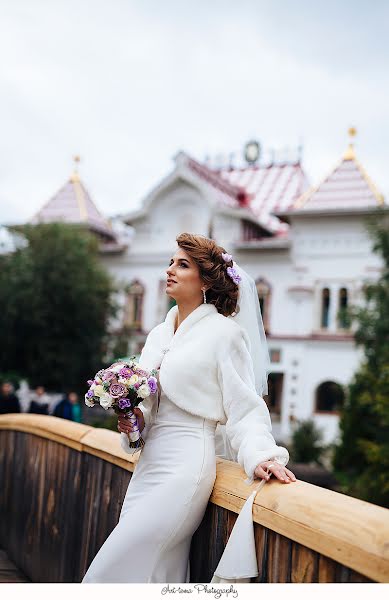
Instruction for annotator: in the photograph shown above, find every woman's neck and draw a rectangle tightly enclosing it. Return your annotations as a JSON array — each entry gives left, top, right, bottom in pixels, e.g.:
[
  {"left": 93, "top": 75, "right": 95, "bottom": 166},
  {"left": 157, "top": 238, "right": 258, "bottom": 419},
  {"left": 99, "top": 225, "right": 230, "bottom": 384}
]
[{"left": 174, "top": 300, "right": 203, "bottom": 333}]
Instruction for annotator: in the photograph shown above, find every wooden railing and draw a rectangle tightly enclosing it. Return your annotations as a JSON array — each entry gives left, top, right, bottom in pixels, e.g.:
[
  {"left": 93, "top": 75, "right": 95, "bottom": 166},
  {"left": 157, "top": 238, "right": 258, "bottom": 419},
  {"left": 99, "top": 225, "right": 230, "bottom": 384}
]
[{"left": 0, "top": 414, "right": 388, "bottom": 583}]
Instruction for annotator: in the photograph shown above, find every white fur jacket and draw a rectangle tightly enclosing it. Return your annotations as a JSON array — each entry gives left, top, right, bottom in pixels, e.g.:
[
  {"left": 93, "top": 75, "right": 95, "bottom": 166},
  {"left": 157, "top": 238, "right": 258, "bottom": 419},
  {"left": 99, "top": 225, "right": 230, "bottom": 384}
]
[{"left": 120, "top": 302, "right": 289, "bottom": 483}]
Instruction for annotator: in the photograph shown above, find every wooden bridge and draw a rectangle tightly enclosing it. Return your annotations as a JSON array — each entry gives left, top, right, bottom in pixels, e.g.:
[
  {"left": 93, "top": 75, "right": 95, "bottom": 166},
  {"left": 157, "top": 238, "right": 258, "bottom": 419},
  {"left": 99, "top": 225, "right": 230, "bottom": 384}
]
[{"left": 0, "top": 413, "right": 388, "bottom": 583}]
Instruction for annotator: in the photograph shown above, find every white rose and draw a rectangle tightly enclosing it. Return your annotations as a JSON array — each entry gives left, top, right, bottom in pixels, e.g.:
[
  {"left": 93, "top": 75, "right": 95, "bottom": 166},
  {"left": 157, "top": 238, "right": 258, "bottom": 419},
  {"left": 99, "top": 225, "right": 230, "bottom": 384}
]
[
  {"left": 111, "top": 364, "right": 125, "bottom": 373},
  {"left": 99, "top": 393, "right": 113, "bottom": 410},
  {"left": 84, "top": 394, "right": 95, "bottom": 407},
  {"left": 129, "top": 375, "right": 139, "bottom": 385},
  {"left": 93, "top": 385, "right": 106, "bottom": 398},
  {"left": 137, "top": 383, "right": 151, "bottom": 399}
]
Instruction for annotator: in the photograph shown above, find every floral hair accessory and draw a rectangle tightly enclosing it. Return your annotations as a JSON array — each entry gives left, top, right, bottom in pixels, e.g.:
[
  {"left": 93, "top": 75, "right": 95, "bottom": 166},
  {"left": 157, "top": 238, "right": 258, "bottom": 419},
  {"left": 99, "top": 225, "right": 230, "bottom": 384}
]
[
  {"left": 226, "top": 266, "right": 242, "bottom": 285},
  {"left": 221, "top": 251, "right": 241, "bottom": 284}
]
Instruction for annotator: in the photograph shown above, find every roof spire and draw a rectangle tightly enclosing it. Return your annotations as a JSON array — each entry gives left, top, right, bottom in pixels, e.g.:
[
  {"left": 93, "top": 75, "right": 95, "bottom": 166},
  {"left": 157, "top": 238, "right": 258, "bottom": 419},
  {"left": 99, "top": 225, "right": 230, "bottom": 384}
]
[
  {"left": 70, "top": 155, "right": 81, "bottom": 182},
  {"left": 343, "top": 127, "right": 357, "bottom": 160}
]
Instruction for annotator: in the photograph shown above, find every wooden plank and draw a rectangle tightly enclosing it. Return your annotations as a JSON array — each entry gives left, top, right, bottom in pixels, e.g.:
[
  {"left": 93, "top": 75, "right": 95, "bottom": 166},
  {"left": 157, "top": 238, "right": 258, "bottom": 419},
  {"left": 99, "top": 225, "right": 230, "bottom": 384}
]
[
  {"left": 267, "top": 530, "right": 292, "bottom": 583},
  {"left": 318, "top": 554, "right": 338, "bottom": 583},
  {"left": 80, "top": 428, "right": 140, "bottom": 471},
  {"left": 290, "top": 542, "right": 319, "bottom": 583},
  {"left": 77, "top": 453, "right": 131, "bottom": 582},
  {"left": 252, "top": 524, "right": 268, "bottom": 583},
  {"left": 0, "top": 549, "right": 30, "bottom": 583},
  {"left": 210, "top": 459, "right": 389, "bottom": 583},
  {"left": 190, "top": 502, "right": 217, "bottom": 582},
  {"left": 1, "top": 418, "right": 389, "bottom": 583},
  {"left": 0, "top": 414, "right": 92, "bottom": 450}
]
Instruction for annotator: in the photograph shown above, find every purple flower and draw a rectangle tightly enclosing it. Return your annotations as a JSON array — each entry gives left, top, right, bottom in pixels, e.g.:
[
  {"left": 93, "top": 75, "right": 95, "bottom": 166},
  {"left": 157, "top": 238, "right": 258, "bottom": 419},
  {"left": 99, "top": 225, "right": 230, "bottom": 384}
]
[
  {"left": 87, "top": 389, "right": 94, "bottom": 397},
  {"left": 109, "top": 382, "right": 127, "bottom": 398},
  {"left": 134, "top": 382, "right": 140, "bottom": 389},
  {"left": 119, "top": 367, "right": 133, "bottom": 378},
  {"left": 222, "top": 252, "right": 233, "bottom": 263},
  {"left": 118, "top": 398, "right": 132, "bottom": 410},
  {"left": 102, "top": 370, "right": 116, "bottom": 382},
  {"left": 147, "top": 376, "right": 158, "bottom": 394},
  {"left": 87, "top": 379, "right": 94, "bottom": 386},
  {"left": 136, "top": 368, "right": 149, "bottom": 377},
  {"left": 226, "top": 266, "right": 242, "bottom": 285}
]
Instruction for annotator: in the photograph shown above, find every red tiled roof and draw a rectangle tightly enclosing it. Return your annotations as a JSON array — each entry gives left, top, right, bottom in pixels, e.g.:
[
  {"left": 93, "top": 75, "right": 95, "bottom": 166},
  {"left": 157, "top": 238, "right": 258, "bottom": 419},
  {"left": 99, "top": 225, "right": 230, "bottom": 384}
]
[
  {"left": 184, "top": 153, "right": 309, "bottom": 234},
  {"left": 217, "top": 162, "right": 309, "bottom": 233}
]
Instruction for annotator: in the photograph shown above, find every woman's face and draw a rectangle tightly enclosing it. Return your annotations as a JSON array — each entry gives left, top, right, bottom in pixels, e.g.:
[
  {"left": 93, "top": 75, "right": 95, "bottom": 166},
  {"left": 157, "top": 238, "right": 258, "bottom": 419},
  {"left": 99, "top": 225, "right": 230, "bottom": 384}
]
[{"left": 166, "top": 248, "right": 205, "bottom": 303}]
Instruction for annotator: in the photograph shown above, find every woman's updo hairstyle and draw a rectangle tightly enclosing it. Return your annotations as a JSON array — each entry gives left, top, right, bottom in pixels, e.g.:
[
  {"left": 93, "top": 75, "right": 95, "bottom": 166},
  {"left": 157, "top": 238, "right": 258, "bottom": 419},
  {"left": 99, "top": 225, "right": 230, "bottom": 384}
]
[{"left": 176, "top": 232, "right": 239, "bottom": 317}]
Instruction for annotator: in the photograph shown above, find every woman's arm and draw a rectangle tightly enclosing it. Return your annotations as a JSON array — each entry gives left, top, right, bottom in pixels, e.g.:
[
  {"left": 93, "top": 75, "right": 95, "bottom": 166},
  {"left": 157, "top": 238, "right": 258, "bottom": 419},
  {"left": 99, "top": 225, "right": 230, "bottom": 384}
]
[{"left": 217, "top": 327, "right": 293, "bottom": 484}]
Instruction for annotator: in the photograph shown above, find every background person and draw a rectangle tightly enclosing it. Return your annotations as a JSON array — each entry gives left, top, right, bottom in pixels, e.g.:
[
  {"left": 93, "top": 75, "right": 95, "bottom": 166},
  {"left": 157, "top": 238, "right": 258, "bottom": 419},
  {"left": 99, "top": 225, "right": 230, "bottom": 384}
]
[
  {"left": 0, "top": 381, "right": 21, "bottom": 414},
  {"left": 53, "top": 391, "right": 82, "bottom": 422},
  {"left": 28, "top": 385, "right": 50, "bottom": 415}
]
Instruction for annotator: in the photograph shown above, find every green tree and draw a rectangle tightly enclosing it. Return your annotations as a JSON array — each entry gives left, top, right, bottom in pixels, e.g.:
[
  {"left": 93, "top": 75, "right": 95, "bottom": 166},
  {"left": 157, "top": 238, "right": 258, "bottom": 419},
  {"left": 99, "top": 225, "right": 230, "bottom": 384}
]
[
  {"left": 0, "top": 223, "right": 116, "bottom": 394},
  {"left": 290, "top": 419, "right": 327, "bottom": 465},
  {"left": 332, "top": 208, "right": 389, "bottom": 508}
]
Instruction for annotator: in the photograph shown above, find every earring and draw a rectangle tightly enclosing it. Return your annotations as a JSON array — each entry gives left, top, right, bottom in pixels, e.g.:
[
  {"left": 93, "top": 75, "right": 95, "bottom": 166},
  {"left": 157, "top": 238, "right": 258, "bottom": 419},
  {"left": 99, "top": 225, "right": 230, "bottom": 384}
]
[{"left": 202, "top": 289, "right": 207, "bottom": 303}]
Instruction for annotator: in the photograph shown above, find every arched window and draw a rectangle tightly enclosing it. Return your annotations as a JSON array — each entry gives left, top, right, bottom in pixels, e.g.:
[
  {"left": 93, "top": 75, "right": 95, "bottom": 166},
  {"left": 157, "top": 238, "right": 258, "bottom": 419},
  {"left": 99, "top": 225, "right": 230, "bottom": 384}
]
[
  {"left": 123, "top": 280, "right": 144, "bottom": 331},
  {"left": 337, "top": 287, "right": 349, "bottom": 329},
  {"left": 315, "top": 381, "right": 345, "bottom": 413},
  {"left": 321, "top": 288, "right": 330, "bottom": 329},
  {"left": 256, "top": 278, "right": 271, "bottom": 333}
]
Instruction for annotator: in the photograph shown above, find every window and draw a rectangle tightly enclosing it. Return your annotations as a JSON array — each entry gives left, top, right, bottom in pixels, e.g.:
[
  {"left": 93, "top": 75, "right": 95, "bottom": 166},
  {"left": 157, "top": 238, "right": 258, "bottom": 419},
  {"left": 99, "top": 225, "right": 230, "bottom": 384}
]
[
  {"left": 123, "top": 280, "right": 144, "bottom": 331},
  {"left": 256, "top": 278, "right": 271, "bottom": 333},
  {"left": 315, "top": 381, "right": 345, "bottom": 413},
  {"left": 242, "top": 220, "right": 266, "bottom": 241},
  {"left": 337, "top": 287, "right": 350, "bottom": 329},
  {"left": 320, "top": 288, "right": 330, "bottom": 329},
  {"left": 266, "top": 373, "right": 283, "bottom": 420},
  {"left": 270, "top": 349, "right": 281, "bottom": 363},
  {"left": 317, "top": 282, "right": 354, "bottom": 332}
]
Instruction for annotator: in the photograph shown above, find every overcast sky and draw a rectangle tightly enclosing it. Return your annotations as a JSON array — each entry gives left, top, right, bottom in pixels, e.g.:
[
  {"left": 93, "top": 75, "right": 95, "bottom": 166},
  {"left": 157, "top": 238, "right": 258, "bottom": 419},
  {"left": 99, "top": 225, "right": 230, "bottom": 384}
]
[{"left": 1, "top": 0, "right": 388, "bottom": 224}]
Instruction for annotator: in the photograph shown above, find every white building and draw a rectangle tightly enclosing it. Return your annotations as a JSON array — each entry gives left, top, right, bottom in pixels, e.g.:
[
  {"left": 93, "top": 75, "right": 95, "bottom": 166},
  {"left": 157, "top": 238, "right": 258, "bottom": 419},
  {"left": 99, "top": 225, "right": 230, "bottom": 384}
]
[{"left": 30, "top": 137, "right": 387, "bottom": 445}]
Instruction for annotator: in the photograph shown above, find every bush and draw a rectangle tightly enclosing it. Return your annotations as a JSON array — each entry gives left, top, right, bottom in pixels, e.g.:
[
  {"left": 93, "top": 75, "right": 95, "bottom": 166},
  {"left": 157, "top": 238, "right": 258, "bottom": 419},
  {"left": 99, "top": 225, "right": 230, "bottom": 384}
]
[
  {"left": 290, "top": 419, "right": 327, "bottom": 465},
  {"left": 90, "top": 414, "right": 118, "bottom": 432}
]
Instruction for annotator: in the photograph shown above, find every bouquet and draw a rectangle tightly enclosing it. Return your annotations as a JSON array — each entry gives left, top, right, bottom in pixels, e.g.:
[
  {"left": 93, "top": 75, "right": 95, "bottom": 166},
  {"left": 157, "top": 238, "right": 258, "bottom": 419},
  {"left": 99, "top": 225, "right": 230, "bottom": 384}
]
[{"left": 84, "top": 357, "right": 158, "bottom": 449}]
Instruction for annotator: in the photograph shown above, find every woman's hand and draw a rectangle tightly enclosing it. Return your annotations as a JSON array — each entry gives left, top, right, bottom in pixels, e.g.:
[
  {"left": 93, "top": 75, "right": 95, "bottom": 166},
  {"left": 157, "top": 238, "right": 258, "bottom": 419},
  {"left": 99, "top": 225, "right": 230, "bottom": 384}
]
[
  {"left": 117, "top": 408, "right": 145, "bottom": 434},
  {"left": 254, "top": 460, "right": 297, "bottom": 483}
]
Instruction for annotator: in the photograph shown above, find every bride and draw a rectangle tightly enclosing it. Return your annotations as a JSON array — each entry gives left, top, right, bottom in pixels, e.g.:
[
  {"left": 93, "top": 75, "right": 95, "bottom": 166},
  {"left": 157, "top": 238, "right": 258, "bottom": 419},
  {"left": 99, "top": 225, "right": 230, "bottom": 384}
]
[{"left": 82, "top": 232, "right": 296, "bottom": 584}]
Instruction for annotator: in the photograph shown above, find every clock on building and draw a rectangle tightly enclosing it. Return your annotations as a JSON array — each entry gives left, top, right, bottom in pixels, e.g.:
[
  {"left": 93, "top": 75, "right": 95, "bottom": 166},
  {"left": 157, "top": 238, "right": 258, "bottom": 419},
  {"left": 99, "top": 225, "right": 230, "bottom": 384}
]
[{"left": 244, "top": 140, "right": 261, "bottom": 165}]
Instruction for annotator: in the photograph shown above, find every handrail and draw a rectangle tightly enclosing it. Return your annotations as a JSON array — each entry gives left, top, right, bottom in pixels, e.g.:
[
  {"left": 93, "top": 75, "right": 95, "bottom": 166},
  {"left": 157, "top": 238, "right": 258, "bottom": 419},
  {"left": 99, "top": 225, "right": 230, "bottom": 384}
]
[{"left": 1, "top": 413, "right": 388, "bottom": 582}]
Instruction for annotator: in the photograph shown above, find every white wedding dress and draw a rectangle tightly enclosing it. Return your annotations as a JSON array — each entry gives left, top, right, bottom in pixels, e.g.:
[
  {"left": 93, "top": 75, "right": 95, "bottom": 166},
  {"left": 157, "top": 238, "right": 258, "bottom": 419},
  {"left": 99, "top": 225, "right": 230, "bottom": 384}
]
[
  {"left": 82, "top": 386, "right": 264, "bottom": 584},
  {"left": 82, "top": 388, "right": 218, "bottom": 583}
]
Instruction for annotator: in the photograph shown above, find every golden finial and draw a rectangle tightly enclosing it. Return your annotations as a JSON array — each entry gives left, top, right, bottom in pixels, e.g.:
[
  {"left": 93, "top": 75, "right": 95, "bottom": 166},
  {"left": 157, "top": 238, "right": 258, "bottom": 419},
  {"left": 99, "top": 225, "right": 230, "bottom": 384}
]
[
  {"left": 70, "top": 155, "right": 81, "bottom": 182},
  {"left": 343, "top": 127, "right": 357, "bottom": 160}
]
